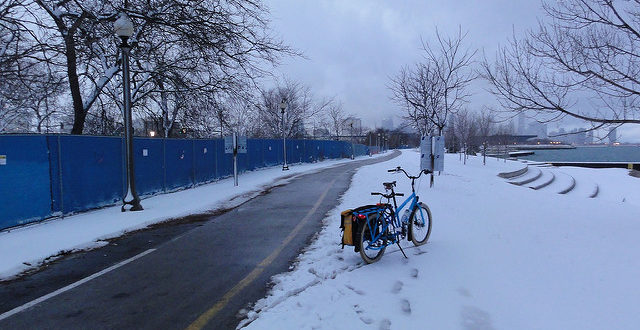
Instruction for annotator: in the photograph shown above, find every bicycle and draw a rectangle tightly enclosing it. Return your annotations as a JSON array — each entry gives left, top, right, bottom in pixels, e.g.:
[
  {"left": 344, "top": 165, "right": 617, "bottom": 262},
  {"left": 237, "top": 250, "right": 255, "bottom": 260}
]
[{"left": 355, "top": 166, "right": 433, "bottom": 263}]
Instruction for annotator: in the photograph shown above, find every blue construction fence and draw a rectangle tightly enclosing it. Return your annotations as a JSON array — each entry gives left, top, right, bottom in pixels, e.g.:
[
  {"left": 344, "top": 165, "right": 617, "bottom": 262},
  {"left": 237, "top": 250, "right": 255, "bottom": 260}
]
[{"left": 0, "top": 134, "right": 369, "bottom": 230}]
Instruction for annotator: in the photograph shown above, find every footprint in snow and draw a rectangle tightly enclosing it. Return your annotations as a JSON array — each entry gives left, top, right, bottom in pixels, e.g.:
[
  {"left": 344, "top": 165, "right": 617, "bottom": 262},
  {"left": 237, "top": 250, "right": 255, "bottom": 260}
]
[
  {"left": 379, "top": 319, "right": 392, "bottom": 330},
  {"left": 410, "top": 268, "right": 419, "bottom": 278},
  {"left": 345, "top": 284, "right": 366, "bottom": 296},
  {"left": 360, "top": 316, "right": 374, "bottom": 325},
  {"left": 391, "top": 281, "right": 403, "bottom": 294},
  {"left": 401, "top": 299, "right": 412, "bottom": 315}
]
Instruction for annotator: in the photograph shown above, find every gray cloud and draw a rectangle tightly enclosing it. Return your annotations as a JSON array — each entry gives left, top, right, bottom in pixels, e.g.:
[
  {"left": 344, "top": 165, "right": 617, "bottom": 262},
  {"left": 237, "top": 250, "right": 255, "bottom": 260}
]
[{"left": 267, "top": 0, "right": 543, "bottom": 128}]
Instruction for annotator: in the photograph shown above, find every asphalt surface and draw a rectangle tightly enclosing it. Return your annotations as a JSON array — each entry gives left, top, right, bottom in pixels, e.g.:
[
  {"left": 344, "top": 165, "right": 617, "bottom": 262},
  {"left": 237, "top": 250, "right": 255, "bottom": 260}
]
[{"left": 0, "top": 151, "right": 398, "bottom": 330}]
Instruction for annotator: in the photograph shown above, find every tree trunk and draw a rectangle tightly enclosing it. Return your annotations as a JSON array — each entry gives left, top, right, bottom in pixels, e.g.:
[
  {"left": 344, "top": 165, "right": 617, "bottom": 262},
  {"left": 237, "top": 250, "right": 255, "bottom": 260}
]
[{"left": 66, "top": 35, "right": 85, "bottom": 135}]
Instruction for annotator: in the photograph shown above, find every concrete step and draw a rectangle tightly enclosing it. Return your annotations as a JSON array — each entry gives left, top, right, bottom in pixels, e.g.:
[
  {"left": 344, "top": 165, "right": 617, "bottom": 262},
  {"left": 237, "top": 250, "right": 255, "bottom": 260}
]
[
  {"left": 509, "top": 167, "right": 542, "bottom": 186},
  {"left": 557, "top": 172, "right": 576, "bottom": 194},
  {"left": 498, "top": 165, "right": 528, "bottom": 179},
  {"left": 529, "top": 171, "right": 555, "bottom": 190}
]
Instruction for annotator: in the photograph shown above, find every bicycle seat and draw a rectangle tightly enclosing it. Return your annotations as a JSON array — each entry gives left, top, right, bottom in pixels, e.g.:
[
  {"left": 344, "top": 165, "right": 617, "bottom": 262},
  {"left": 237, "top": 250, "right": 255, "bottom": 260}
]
[{"left": 383, "top": 181, "right": 396, "bottom": 189}]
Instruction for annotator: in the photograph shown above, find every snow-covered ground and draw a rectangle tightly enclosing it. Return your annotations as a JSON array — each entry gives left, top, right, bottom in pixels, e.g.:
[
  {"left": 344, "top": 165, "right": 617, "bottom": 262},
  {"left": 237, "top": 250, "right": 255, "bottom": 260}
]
[
  {"left": 0, "top": 155, "right": 384, "bottom": 280},
  {"left": 239, "top": 150, "right": 640, "bottom": 330}
]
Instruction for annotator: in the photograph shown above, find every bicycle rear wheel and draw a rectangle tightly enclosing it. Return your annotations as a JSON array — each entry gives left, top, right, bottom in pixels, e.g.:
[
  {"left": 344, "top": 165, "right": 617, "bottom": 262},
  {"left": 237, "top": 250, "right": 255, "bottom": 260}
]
[
  {"left": 358, "top": 213, "right": 386, "bottom": 263},
  {"left": 410, "top": 202, "right": 432, "bottom": 246}
]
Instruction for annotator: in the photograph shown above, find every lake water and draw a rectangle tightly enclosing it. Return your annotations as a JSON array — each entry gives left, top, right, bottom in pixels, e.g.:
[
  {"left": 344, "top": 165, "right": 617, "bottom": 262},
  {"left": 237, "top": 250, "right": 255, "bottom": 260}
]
[{"left": 518, "top": 146, "right": 640, "bottom": 162}]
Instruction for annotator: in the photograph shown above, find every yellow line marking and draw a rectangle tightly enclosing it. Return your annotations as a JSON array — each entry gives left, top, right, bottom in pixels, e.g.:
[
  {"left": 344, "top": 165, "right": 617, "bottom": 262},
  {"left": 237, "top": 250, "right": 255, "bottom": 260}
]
[{"left": 186, "top": 178, "right": 337, "bottom": 330}]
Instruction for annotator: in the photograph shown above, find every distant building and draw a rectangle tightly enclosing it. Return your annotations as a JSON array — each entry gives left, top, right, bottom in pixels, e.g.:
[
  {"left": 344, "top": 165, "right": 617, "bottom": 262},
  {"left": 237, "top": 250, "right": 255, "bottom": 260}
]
[
  {"left": 585, "top": 131, "right": 594, "bottom": 144},
  {"left": 527, "top": 122, "right": 547, "bottom": 139},
  {"left": 517, "top": 113, "right": 526, "bottom": 135},
  {"left": 608, "top": 127, "right": 617, "bottom": 144},
  {"left": 547, "top": 127, "right": 592, "bottom": 145}
]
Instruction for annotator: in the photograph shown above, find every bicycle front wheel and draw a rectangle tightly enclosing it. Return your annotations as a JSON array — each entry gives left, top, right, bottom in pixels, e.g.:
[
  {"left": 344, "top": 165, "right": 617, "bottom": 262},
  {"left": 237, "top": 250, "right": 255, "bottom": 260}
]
[
  {"left": 410, "top": 202, "right": 432, "bottom": 246},
  {"left": 358, "top": 213, "right": 386, "bottom": 264}
]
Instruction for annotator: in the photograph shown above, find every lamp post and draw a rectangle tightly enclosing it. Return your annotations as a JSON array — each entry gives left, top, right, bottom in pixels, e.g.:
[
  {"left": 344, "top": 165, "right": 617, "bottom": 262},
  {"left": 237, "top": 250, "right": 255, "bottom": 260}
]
[
  {"left": 115, "top": 13, "right": 142, "bottom": 211},
  {"left": 280, "top": 98, "right": 289, "bottom": 170},
  {"left": 350, "top": 122, "right": 354, "bottom": 160}
]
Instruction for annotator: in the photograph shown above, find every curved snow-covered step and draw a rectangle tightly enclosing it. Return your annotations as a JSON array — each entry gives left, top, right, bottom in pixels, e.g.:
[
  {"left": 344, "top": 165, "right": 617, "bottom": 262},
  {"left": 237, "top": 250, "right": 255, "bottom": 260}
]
[
  {"left": 556, "top": 172, "right": 576, "bottom": 194},
  {"left": 498, "top": 165, "right": 528, "bottom": 179},
  {"left": 509, "top": 167, "right": 542, "bottom": 186},
  {"left": 522, "top": 160, "right": 546, "bottom": 166},
  {"left": 589, "top": 184, "right": 599, "bottom": 198},
  {"left": 529, "top": 171, "right": 555, "bottom": 190}
]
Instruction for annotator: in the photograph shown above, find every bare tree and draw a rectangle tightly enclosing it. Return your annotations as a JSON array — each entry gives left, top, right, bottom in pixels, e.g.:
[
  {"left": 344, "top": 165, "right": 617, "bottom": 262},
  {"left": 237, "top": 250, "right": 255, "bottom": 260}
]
[
  {"left": 254, "top": 79, "right": 331, "bottom": 138},
  {"left": 476, "top": 108, "right": 496, "bottom": 140},
  {"left": 5, "top": 0, "right": 296, "bottom": 135},
  {"left": 424, "top": 27, "right": 477, "bottom": 134},
  {"left": 483, "top": 0, "right": 640, "bottom": 130},
  {"left": 452, "top": 109, "right": 477, "bottom": 164},
  {"left": 391, "top": 27, "right": 476, "bottom": 136},
  {"left": 390, "top": 62, "right": 440, "bottom": 136},
  {"left": 326, "top": 101, "right": 346, "bottom": 139}
]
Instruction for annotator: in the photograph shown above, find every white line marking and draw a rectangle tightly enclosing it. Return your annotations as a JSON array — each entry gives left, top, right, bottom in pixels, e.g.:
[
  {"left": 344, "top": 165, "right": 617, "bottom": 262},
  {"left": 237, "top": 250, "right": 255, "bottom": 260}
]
[{"left": 0, "top": 248, "right": 156, "bottom": 321}]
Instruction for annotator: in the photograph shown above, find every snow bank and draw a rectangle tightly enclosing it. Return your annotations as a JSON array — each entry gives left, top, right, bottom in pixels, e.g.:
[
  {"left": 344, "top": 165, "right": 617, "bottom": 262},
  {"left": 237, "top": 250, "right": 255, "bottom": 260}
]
[{"left": 240, "top": 151, "right": 640, "bottom": 330}]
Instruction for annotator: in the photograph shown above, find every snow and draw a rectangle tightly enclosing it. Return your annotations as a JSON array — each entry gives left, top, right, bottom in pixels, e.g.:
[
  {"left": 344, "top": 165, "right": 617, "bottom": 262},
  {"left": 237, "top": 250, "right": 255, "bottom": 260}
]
[
  {"left": 0, "top": 155, "right": 383, "bottom": 280},
  {"left": 239, "top": 150, "right": 640, "bottom": 330},
  {"left": 5, "top": 148, "right": 640, "bottom": 329}
]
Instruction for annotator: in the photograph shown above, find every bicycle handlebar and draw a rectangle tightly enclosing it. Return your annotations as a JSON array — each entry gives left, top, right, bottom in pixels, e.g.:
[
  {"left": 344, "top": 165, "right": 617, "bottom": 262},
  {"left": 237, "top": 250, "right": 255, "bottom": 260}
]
[
  {"left": 389, "top": 166, "right": 431, "bottom": 179},
  {"left": 371, "top": 192, "right": 404, "bottom": 198}
]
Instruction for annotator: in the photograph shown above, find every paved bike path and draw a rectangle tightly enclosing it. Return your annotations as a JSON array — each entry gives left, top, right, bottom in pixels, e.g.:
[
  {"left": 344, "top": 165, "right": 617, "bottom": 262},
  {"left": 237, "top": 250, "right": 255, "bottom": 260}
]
[{"left": 0, "top": 151, "right": 398, "bottom": 329}]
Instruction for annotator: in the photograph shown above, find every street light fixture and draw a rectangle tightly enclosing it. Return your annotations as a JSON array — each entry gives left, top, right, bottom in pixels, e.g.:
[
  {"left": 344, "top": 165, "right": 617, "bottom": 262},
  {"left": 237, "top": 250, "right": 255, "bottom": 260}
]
[
  {"left": 115, "top": 12, "right": 142, "bottom": 211},
  {"left": 280, "top": 98, "right": 289, "bottom": 170}
]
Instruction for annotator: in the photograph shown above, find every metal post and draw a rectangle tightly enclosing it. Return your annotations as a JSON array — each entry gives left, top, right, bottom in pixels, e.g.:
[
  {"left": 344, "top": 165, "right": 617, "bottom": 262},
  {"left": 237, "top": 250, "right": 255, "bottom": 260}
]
[
  {"left": 350, "top": 123, "right": 354, "bottom": 160},
  {"left": 280, "top": 99, "right": 289, "bottom": 170},
  {"left": 233, "top": 132, "right": 238, "bottom": 186},
  {"left": 120, "top": 36, "right": 142, "bottom": 211},
  {"left": 483, "top": 142, "right": 487, "bottom": 165}
]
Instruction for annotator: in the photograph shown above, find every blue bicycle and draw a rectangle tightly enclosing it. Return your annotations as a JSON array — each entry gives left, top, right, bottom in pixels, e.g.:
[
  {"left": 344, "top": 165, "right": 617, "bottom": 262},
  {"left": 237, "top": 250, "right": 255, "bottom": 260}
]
[{"left": 355, "top": 167, "right": 432, "bottom": 263}]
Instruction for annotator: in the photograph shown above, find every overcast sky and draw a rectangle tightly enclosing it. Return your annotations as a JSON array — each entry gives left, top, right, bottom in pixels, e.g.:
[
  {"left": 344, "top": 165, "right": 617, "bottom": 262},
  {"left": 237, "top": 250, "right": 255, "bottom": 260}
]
[
  {"left": 266, "top": 1, "right": 542, "bottom": 125},
  {"left": 265, "top": 0, "right": 640, "bottom": 142}
]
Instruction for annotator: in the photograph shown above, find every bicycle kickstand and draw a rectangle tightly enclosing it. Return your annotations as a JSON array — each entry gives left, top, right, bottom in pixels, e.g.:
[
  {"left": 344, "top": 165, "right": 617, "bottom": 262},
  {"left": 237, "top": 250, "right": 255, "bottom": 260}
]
[{"left": 397, "top": 242, "right": 408, "bottom": 259}]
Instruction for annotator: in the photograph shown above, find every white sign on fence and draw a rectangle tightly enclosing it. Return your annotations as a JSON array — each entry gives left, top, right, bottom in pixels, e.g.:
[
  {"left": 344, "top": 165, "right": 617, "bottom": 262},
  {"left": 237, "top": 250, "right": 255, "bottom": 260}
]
[
  {"left": 432, "top": 135, "right": 444, "bottom": 171},
  {"left": 237, "top": 136, "right": 247, "bottom": 154},
  {"left": 420, "top": 136, "right": 432, "bottom": 172},
  {"left": 224, "top": 135, "right": 235, "bottom": 154},
  {"left": 420, "top": 136, "right": 445, "bottom": 172}
]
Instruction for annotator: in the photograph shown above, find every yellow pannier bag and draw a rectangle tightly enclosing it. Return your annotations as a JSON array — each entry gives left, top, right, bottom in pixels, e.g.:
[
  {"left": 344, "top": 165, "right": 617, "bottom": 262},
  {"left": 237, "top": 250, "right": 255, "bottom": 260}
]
[{"left": 340, "top": 209, "right": 353, "bottom": 247}]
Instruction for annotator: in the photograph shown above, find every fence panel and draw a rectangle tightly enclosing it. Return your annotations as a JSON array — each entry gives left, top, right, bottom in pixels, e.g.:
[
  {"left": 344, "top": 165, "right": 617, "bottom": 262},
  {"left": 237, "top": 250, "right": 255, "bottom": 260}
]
[
  {"left": 193, "top": 139, "right": 216, "bottom": 184},
  {"left": 215, "top": 139, "right": 233, "bottom": 178},
  {"left": 0, "top": 135, "right": 52, "bottom": 228},
  {"left": 133, "top": 138, "right": 165, "bottom": 196},
  {"left": 263, "top": 139, "right": 281, "bottom": 167},
  {"left": 164, "top": 139, "right": 194, "bottom": 190},
  {"left": 289, "top": 139, "right": 303, "bottom": 164},
  {"left": 59, "top": 136, "right": 123, "bottom": 213},
  {"left": 246, "top": 139, "right": 263, "bottom": 170}
]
